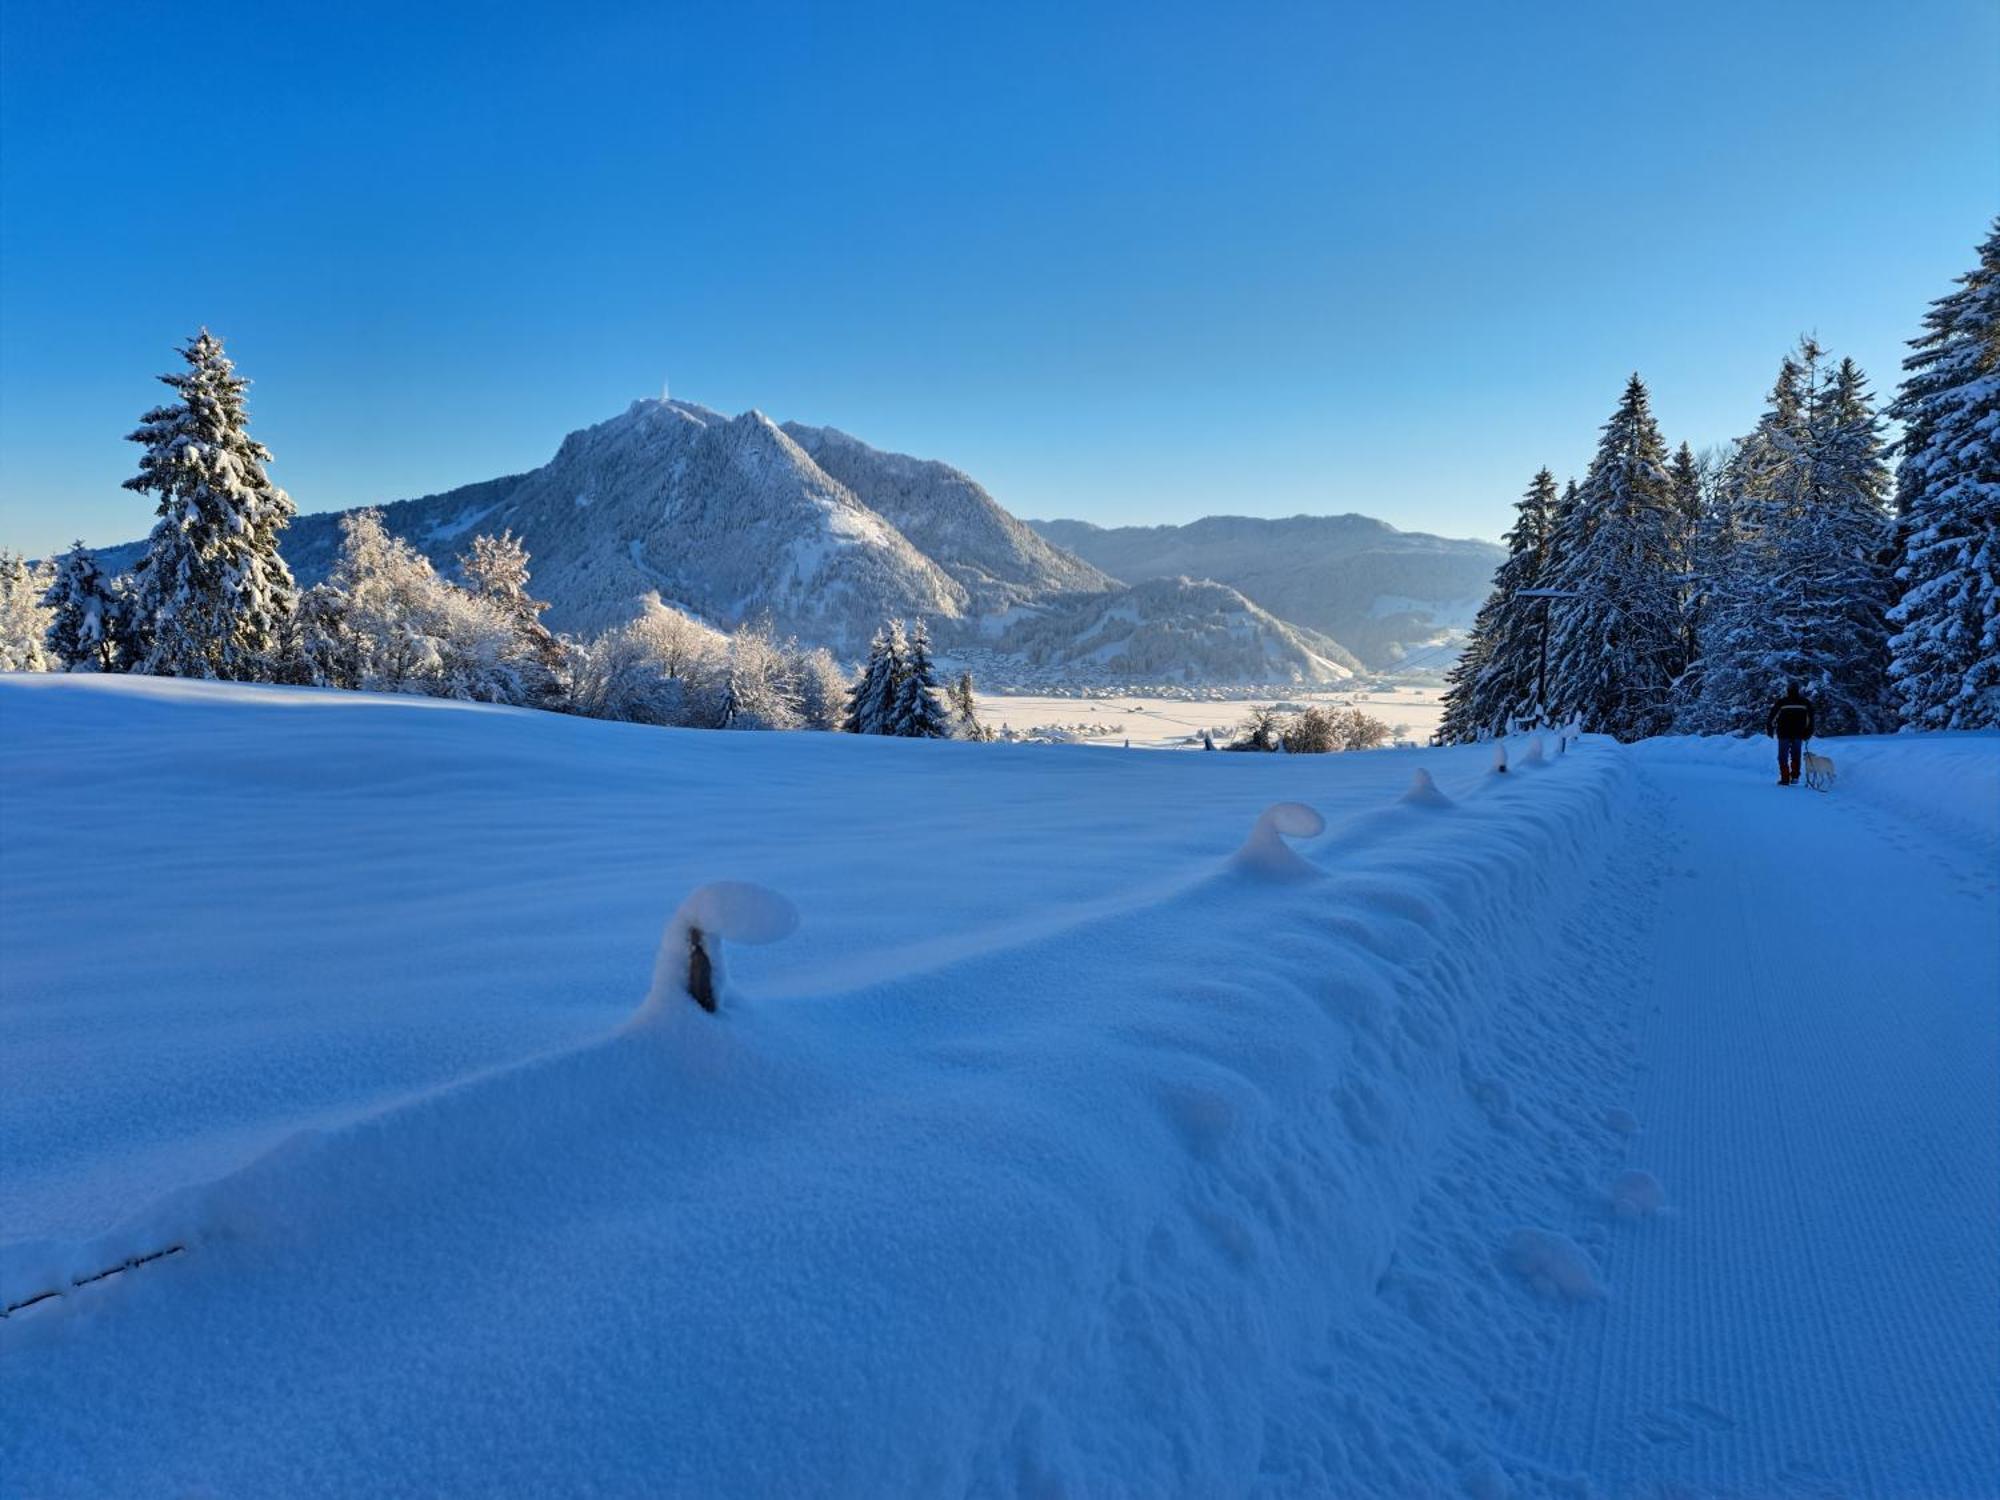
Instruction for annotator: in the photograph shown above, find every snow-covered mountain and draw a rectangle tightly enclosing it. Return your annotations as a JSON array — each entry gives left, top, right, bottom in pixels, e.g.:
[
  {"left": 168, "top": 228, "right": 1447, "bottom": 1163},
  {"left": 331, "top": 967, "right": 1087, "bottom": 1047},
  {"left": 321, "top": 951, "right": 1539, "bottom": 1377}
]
[
  {"left": 777, "top": 422, "right": 1110, "bottom": 612},
  {"left": 92, "top": 400, "right": 1483, "bottom": 681},
  {"left": 990, "top": 575, "right": 1360, "bottom": 684},
  {"left": 1028, "top": 514, "right": 1504, "bottom": 669}
]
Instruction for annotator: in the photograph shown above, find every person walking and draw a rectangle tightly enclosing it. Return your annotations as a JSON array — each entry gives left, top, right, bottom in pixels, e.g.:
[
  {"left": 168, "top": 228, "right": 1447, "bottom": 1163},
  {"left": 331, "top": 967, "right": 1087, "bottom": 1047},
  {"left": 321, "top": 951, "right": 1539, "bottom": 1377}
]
[{"left": 1766, "top": 681, "right": 1815, "bottom": 786}]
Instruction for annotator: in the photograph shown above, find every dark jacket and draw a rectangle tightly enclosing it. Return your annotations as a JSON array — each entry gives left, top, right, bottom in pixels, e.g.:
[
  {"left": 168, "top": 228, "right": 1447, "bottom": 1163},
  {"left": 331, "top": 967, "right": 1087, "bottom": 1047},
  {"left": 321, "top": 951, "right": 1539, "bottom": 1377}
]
[{"left": 1767, "top": 692, "right": 1814, "bottom": 741}]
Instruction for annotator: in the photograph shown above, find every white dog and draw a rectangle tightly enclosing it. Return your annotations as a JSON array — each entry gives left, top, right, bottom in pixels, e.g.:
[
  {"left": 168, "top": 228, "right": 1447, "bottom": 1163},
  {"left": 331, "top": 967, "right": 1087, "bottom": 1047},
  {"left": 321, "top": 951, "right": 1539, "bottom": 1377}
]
[{"left": 1802, "top": 750, "right": 1836, "bottom": 791}]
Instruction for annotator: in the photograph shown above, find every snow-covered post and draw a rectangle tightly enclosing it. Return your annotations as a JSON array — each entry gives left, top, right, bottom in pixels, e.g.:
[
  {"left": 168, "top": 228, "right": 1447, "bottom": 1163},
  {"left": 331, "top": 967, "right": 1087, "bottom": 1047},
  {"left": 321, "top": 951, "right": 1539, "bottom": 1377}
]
[
  {"left": 641, "top": 882, "right": 798, "bottom": 1018},
  {"left": 1232, "top": 802, "right": 1326, "bottom": 881},
  {"left": 1400, "top": 768, "right": 1453, "bottom": 808},
  {"left": 1493, "top": 742, "right": 1509, "bottom": 774}
]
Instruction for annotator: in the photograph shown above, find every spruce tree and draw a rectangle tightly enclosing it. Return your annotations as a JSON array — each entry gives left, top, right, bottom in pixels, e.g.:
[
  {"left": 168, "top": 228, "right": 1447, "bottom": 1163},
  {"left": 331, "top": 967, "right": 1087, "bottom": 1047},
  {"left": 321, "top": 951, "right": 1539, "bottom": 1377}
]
[
  {"left": 842, "top": 620, "right": 905, "bottom": 734},
  {"left": 1683, "top": 341, "right": 1897, "bottom": 735},
  {"left": 1477, "top": 469, "right": 1561, "bottom": 731},
  {"left": 888, "top": 618, "right": 951, "bottom": 738},
  {"left": 126, "top": 331, "right": 297, "bottom": 679},
  {"left": 946, "top": 669, "right": 988, "bottom": 740},
  {"left": 1542, "top": 376, "right": 1683, "bottom": 739},
  {"left": 1887, "top": 218, "right": 2000, "bottom": 731},
  {"left": 41, "top": 542, "right": 124, "bottom": 671}
]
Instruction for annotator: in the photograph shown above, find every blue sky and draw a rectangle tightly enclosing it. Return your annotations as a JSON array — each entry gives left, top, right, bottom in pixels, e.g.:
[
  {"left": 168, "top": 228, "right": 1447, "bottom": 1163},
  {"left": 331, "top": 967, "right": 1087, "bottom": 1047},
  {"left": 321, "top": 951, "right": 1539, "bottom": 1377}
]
[{"left": 2, "top": 0, "right": 1995, "bottom": 557}]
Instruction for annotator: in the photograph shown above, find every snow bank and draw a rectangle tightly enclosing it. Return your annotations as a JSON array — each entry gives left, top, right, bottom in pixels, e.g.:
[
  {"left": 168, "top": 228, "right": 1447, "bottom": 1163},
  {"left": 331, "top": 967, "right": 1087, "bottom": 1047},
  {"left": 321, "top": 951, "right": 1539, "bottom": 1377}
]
[{"left": 3, "top": 680, "right": 1645, "bottom": 1495}]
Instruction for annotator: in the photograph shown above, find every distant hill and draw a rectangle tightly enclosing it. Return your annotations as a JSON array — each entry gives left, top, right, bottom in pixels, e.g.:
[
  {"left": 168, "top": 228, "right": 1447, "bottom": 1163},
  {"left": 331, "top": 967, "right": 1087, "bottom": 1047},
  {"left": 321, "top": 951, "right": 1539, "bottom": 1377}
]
[
  {"left": 990, "top": 576, "right": 1358, "bottom": 684},
  {"left": 1028, "top": 514, "right": 1502, "bottom": 669}
]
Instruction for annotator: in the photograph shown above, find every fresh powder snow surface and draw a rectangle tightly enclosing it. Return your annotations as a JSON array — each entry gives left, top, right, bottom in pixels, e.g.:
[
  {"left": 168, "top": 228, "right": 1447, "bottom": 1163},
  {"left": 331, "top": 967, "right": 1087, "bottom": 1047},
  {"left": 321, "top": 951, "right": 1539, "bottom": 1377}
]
[{"left": 1, "top": 676, "right": 1994, "bottom": 1496}]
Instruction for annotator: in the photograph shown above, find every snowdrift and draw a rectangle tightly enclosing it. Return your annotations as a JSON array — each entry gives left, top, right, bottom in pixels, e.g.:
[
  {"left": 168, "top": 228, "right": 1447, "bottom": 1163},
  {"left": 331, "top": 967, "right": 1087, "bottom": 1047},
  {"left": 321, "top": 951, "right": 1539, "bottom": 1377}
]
[{"left": 3, "top": 677, "right": 1646, "bottom": 1495}]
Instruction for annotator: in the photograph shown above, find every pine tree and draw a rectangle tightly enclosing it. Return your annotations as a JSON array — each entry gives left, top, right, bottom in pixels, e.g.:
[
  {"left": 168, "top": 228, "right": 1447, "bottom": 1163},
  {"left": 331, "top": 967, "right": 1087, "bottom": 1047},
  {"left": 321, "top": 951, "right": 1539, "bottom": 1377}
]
[
  {"left": 1542, "top": 375, "right": 1684, "bottom": 739},
  {"left": 1783, "top": 356, "right": 1896, "bottom": 732},
  {"left": 1682, "top": 341, "right": 1898, "bottom": 735},
  {"left": 125, "top": 331, "right": 297, "bottom": 679},
  {"left": 1887, "top": 218, "right": 2000, "bottom": 731},
  {"left": 0, "top": 549, "right": 55, "bottom": 672},
  {"left": 888, "top": 618, "right": 951, "bottom": 738},
  {"left": 41, "top": 542, "right": 124, "bottom": 671},
  {"left": 842, "top": 620, "right": 906, "bottom": 734},
  {"left": 1443, "top": 468, "right": 1561, "bottom": 740},
  {"left": 1437, "top": 598, "right": 1496, "bottom": 743},
  {"left": 945, "top": 669, "right": 988, "bottom": 740}
]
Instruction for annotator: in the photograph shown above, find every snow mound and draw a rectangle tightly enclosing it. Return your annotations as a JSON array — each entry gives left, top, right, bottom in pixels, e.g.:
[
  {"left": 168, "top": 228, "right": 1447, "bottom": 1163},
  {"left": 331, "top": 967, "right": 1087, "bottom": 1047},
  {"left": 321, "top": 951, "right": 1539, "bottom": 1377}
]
[
  {"left": 641, "top": 881, "right": 799, "bottom": 1017},
  {"left": 1603, "top": 1107, "right": 1641, "bottom": 1136},
  {"left": 1507, "top": 1228, "right": 1605, "bottom": 1301},
  {"left": 1521, "top": 735, "right": 1546, "bottom": 766},
  {"left": 1232, "top": 801, "right": 1327, "bottom": 880},
  {"left": 1610, "top": 1169, "right": 1667, "bottom": 1219},
  {"left": 1493, "top": 742, "right": 1509, "bottom": 774},
  {"left": 1400, "top": 768, "right": 1454, "bottom": 809}
]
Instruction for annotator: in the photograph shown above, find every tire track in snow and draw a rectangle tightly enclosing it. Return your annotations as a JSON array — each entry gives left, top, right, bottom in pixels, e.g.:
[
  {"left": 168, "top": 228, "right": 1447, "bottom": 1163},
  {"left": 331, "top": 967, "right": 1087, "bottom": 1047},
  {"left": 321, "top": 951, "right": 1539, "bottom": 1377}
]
[{"left": 1517, "top": 752, "right": 2000, "bottom": 1495}]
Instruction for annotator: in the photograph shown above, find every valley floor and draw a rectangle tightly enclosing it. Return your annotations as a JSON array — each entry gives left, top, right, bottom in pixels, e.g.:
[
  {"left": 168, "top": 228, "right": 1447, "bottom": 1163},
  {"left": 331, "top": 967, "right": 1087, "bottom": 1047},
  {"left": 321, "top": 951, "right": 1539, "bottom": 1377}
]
[
  {"left": 975, "top": 679, "right": 1447, "bottom": 747},
  {"left": 1, "top": 678, "right": 1993, "bottom": 1496}
]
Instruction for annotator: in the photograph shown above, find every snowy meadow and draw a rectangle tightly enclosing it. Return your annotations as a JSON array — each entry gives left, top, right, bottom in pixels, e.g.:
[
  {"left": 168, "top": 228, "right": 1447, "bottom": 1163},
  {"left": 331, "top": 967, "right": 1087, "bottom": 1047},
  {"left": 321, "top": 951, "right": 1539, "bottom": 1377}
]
[{"left": 4, "top": 675, "right": 1994, "bottom": 1495}]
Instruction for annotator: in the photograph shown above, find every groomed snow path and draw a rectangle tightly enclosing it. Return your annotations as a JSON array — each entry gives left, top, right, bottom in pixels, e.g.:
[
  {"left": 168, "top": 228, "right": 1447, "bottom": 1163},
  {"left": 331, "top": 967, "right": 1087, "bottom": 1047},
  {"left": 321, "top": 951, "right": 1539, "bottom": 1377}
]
[{"left": 1512, "top": 739, "right": 2000, "bottom": 1496}]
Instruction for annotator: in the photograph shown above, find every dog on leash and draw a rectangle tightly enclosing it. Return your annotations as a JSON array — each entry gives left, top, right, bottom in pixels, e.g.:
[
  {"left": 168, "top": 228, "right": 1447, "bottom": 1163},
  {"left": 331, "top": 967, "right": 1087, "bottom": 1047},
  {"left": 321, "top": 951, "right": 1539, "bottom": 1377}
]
[{"left": 1802, "top": 750, "right": 1836, "bottom": 791}]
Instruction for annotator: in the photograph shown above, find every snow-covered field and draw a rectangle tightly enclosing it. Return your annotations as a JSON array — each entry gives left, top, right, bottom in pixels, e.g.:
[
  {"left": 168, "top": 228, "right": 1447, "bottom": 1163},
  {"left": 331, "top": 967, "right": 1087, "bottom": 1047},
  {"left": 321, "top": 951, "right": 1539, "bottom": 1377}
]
[
  {"left": 2, "top": 676, "right": 1994, "bottom": 1496},
  {"left": 977, "top": 679, "right": 1447, "bottom": 747}
]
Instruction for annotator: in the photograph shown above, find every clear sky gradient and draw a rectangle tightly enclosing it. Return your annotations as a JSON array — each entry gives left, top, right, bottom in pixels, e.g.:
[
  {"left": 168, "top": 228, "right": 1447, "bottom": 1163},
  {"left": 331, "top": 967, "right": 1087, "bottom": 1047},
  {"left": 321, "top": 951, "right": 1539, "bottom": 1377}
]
[{"left": 2, "top": 0, "right": 1995, "bottom": 557}]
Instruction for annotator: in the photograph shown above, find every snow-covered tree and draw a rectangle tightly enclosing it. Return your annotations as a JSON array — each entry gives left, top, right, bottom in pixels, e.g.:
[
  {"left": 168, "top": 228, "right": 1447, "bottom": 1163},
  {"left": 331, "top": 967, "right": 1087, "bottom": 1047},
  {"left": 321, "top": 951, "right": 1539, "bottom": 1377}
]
[
  {"left": 458, "top": 530, "right": 565, "bottom": 707},
  {"left": 843, "top": 620, "right": 906, "bottom": 734},
  {"left": 0, "top": 549, "right": 55, "bottom": 672},
  {"left": 1542, "top": 376, "right": 1684, "bottom": 739},
  {"left": 1887, "top": 218, "right": 2000, "bottom": 730},
  {"left": 945, "top": 669, "right": 990, "bottom": 741},
  {"left": 567, "top": 596, "right": 727, "bottom": 726},
  {"left": 1680, "top": 341, "right": 1897, "bottom": 735},
  {"left": 41, "top": 542, "right": 125, "bottom": 671},
  {"left": 295, "top": 509, "right": 540, "bottom": 703},
  {"left": 887, "top": 618, "right": 951, "bottom": 738},
  {"left": 714, "top": 624, "right": 802, "bottom": 731},
  {"left": 1440, "top": 469, "right": 1560, "bottom": 741},
  {"left": 788, "top": 646, "right": 852, "bottom": 731},
  {"left": 125, "top": 331, "right": 297, "bottom": 679}
]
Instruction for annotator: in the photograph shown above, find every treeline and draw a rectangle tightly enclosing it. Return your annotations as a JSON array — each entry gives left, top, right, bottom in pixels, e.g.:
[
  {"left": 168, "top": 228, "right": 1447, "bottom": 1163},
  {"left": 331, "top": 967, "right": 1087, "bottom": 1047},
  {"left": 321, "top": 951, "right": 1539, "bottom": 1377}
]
[
  {"left": 1440, "top": 218, "right": 1999, "bottom": 743},
  {"left": 0, "top": 332, "right": 985, "bottom": 741}
]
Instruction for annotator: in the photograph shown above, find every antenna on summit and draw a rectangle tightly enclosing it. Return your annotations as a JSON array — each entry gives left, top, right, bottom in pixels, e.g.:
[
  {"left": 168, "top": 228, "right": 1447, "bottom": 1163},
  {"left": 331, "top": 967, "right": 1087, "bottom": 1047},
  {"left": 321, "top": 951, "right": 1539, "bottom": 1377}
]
[{"left": 660, "top": 377, "right": 670, "bottom": 404}]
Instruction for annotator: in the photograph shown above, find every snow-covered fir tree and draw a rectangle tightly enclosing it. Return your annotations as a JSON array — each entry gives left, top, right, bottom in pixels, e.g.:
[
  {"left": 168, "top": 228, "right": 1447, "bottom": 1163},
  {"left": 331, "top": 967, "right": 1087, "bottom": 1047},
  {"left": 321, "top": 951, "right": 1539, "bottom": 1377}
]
[
  {"left": 41, "top": 542, "right": 125, "bottom": 671},
  {"left": 1439, "top": 469, "right": 1560, "bottom": 741},
  {"left": 842, "top": 620, "right": 906, "bottom": 734},
  {"left": 946, "top": 669, "right": 990, "bottom": 741},
  {"left": 1680, "top": 341, "right": 1896, "bottom": 735},
  {"left": 0, "top": 549, "right": 55, "bottom": 672},
  {"left": 125, "top": 331, "right": 297, "bottom": 679},
  {"left": 886, "top": 621, "right": 942, "bottom": 737},
  {"left": 1541, "top": 375, "right": 1684, "bottom": 740},
  {"left": 887, "top": 618, "right": 951, "bottom": 738},
  {"left": 1887, "top": 217, "right": 2000, "bottom": 731}
]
